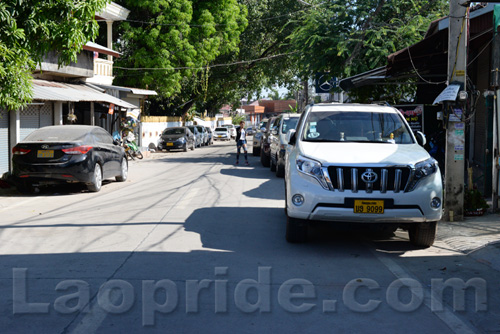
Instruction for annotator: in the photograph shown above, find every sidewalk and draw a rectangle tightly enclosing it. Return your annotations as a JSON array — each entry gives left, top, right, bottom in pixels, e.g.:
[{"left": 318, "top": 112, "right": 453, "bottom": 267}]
[{"left": 437, "top": 210, "right": 500, "bottom": 272}]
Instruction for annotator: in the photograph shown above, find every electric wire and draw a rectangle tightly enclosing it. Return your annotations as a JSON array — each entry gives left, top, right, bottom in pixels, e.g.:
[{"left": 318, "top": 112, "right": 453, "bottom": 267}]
[{"left": 113, "top": 52, "right": 299, "bottom": 71}]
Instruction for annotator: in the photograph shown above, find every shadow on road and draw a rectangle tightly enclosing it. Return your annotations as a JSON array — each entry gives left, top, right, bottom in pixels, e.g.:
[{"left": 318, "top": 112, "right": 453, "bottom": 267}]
[{"left": 0, "top": 206, "right": 498, "bottom": 333}]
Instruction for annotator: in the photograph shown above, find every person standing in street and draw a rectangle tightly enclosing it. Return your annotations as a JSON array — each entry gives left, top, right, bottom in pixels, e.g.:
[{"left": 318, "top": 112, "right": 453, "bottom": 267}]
[{"left": 235, "top": 121, "right": 249, "bottom": 165}]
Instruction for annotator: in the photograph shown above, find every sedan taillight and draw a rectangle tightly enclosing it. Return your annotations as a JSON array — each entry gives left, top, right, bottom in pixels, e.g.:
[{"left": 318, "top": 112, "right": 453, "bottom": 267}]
[
  {"left": 12, "top": 147, "right": 31, "bottom": 155},
  {"left": 62, "top": 145, "right": 93, "bottom": 155}
]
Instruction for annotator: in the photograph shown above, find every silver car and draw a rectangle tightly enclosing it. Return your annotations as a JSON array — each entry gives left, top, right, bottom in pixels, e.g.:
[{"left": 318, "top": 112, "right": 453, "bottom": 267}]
[
  {"left": 270, "top": 114, "right": 300, "bottom": 177},
  {"left": 252, "top": 118, "right": 269, "bottom": 156}
]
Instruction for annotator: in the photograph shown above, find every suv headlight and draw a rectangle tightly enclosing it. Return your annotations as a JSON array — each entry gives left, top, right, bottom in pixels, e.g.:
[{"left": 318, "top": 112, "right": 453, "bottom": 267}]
[
  {"left": 408, "top": 157, "right": 439, "bottom": 191},
  {"left": 296, "top": 155, "right": 328, "bottom": 189},
  {"left": 176, "top": 137, "right": 186, "bottom": 143}
]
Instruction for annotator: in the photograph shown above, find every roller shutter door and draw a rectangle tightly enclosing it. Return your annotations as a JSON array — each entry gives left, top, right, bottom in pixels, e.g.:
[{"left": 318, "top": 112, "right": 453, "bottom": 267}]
[
  {"left": 0, "top": 109, "right": 8, "bottom": 176},
  {"left": 20, "top": 103, "right": 53, "bottom": 141}
]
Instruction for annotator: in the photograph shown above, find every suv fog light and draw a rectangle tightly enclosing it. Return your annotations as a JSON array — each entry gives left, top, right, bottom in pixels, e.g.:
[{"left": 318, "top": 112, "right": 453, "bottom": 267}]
[
  {"left": 292, "top": 194, "right": 304, "bottom": 206},
  {"left": 430, "top": 197, "right": 441, "bottom": 209}
]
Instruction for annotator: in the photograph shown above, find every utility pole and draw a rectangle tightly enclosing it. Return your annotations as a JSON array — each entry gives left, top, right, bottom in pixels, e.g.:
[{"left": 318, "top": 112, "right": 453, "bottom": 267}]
[
  {"left": 491, "top": 5, "right": 500, "bottom": 211},
  {"left": 444, "top": 1, "right": 468, "bottom": 221}
]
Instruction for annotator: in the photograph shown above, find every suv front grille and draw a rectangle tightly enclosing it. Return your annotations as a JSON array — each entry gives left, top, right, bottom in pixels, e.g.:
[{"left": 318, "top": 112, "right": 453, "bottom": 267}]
[{"left": 326, "top": 166, "right": 412, "bottom": 193}]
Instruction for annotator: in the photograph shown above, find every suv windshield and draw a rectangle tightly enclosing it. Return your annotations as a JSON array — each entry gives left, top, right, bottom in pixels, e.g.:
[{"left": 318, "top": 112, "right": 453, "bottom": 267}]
[{"left": 301, "top": 111, "right": 413, "bottom": 144}]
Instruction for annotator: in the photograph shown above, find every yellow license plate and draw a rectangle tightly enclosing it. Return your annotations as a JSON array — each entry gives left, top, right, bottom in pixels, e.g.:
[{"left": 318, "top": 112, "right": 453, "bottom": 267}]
[
  {"left": 218, "top": 135, "right": 222, "bottom": 137},
  {"left": 37, "top": 150, "right": 54, "bottom": 158},
  {"left": 166, "top": 142, "right": 174, "bottom": 146},
  {"left": 354, "top": 200, "right": 384, "bottom": 214}
]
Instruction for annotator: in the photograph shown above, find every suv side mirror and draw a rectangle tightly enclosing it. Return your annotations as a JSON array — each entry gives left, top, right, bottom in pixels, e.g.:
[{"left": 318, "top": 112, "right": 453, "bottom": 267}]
[
  {"left": 271, "top": 126, "right": 279, "bottom": 135},
  {"left": 415, "top": 131, "right": 426, "bottom": 146},
  {"left": 286, "top": 129, "right": 296, "bottom": 145}
]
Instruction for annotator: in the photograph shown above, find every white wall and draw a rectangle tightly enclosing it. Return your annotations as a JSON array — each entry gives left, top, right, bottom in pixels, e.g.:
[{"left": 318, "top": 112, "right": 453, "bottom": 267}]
[{"left": 141, "top": 120, "right": 182, "bottom": 150}]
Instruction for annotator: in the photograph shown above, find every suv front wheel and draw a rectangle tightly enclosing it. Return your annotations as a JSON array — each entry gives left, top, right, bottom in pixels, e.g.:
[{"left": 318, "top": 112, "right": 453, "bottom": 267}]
[{"left": 409, "top": 222, "right": 437, "bottom": 248}]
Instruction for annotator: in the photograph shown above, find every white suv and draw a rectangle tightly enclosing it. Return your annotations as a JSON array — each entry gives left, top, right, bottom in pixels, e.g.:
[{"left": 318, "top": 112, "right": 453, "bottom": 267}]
[
  {"left": 284, "top": 104, "right": 442, "bottom": 247},
  {"left": 222, "top": 124, "right": 237, "bottom": 139}
]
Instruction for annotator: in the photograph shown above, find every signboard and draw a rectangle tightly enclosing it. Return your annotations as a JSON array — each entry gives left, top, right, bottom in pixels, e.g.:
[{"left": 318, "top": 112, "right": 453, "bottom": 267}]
[
  {"left": 395, "top": 104, "right": 424, "bottom": 133},
  {"left": 315, "top": 73, "right": 337, "bottom": 94},
  {"left": 433, "top": 84, "right": 460, "bottom": 105}
]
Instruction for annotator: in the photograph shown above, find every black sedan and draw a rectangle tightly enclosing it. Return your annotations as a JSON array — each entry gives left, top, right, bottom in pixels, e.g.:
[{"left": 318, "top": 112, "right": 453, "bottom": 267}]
[
  {"left": 12, "top": 125, "right": 127, "bottom": 193},
  {"left": 157, "top": 127, "right": 195, "bottom": 152}
]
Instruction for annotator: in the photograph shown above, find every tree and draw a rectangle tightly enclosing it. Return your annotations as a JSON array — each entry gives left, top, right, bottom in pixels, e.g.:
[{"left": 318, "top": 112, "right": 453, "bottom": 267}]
[
  {"left": 0, "top": 0, "right": 110, "bottom": 111},
  {"left": 113, "top": 0, "right": 248, "bottom": 116},
  {"left": 115, "top": 0, "right": 305, "bottom": 118},
  {"left": 288, "top": 0, "right": 448, "bottom": 103}
]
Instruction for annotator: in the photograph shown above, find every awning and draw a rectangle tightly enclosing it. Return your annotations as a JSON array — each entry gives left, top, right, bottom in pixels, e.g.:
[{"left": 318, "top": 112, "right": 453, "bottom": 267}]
[
  {"left": 83, "top": 42, "right": 121, "bottom": 58},
  {"left": 96, "top": 84, "right": 158, "bottom": 96},
  {"left": 32, "top": 79, "right": 138, "bottom": 109},
  {"left": 339, "top": 67, "right": 387, "bottom": 91}
]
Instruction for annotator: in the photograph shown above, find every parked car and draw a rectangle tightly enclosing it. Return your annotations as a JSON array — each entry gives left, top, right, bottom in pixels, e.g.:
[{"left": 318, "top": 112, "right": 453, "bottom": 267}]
[
  {"left": 157, "top": 127, "right": 195, "bottom": 152},
  {"left": 214, "top": 127, "right": 230, "bottom": 141},
  {"left": 252, "top": 118, "right": 269, "bottom": 156},
  {"left": 222, "top": 124, "right": 237, "bottom": 139},
  {"left": 259, "top": 116, "right": 279, "bottom": 167},
  {"left": 196, "top": 125, "right": 209, "bottom": 146},
  {"left": 246, "top": 127, "right": 254, "bottom": 136},
  {"left": 270, "top": 113, "right": 300, "bottom": 177},
  {"left": 284, "top": 103, "right": 442, "bottom": 247},
  {"left": 12, "top": 125, "right": 127, "bottom": 193},
  {"left": 205, "top": 127, "right": 214, "bottom": 145},
  {"left": 187, "top": 125, "right": 202, "bottom": 147}
]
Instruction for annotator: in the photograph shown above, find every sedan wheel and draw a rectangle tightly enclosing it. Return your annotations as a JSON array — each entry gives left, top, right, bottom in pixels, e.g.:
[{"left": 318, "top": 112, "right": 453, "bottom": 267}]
[
  {"left": 87, "top": 163, "right": 102, "bottom": 192},
  {"left": 116, "top": 157, "right": 128, "bottom": 182}
]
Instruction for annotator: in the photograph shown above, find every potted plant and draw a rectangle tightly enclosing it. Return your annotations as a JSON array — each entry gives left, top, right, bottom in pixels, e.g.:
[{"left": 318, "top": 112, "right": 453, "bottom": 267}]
[{"left": 464, "top": 187, "right": 489, "bottom": 216}]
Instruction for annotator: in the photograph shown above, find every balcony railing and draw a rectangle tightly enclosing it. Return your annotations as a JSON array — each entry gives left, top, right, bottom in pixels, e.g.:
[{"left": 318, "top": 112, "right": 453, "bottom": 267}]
[{"left": 94, "top": 58, "right": 113, "bottom": 77}]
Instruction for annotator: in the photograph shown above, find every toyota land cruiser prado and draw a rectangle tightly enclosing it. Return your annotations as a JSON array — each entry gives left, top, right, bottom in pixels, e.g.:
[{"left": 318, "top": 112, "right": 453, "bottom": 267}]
[{"left": 284, "top": 104, "right": 442, "bottom": 247}]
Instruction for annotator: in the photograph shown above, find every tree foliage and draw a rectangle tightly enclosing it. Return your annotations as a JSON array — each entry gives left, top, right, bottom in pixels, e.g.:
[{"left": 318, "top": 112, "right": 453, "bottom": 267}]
[
  {"left": 0, "top": 0, "right": 109, "bottom": 111},
  {"left": 113, "top": 0, "right": 248, "bottom": 106},
  {"left": 288, "top": 0, "right": 448, "bottom": 103},
  {"left": 114, "top": 0, "right": 305, "bottom": 117}
]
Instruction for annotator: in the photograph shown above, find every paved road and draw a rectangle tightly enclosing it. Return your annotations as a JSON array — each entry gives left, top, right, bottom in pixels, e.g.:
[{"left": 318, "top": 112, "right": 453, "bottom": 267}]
[{"left": 0, "top": 139, "right": 499, "bottom": 333}]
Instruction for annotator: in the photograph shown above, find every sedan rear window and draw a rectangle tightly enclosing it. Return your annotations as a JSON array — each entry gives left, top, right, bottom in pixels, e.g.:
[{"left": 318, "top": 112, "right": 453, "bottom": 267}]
[
  {"left": 163, "top": 128, "right": 185, "bottom": 135},
  {"left": 23, "top": 126, "right": 92, "bottom": 142}
]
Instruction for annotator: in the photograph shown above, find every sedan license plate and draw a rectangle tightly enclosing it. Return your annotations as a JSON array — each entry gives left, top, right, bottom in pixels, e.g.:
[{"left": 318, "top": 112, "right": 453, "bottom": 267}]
[
  {"left": 166, "top": 142, "right": 174, "bottom": 146},
  {"left": 37, "top": 150, "right": 54, "bottom": 158},
  {"left": 354, "top": 200, "right": 384, "bottom": 214},
  {"left": 217, "top": 135, "right": 223, "bottom": 138}
]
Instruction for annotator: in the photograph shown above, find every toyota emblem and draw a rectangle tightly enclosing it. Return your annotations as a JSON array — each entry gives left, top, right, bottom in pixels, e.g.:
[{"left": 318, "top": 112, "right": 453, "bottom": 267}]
[
  {"left": 361, "top": 170, "right": 378, "bottom": 183},
  {"left": 41, "top": 144, "right": 49, "bottom": 149}
]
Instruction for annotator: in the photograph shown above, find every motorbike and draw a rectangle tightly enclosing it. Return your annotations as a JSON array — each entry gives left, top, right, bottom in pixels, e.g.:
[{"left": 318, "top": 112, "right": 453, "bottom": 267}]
[
  {"left": 114, "top": 131, "right": 143, "bottom": 160},
  {"left": 123, "top": 132, "right": 143, "bottom": 160}
]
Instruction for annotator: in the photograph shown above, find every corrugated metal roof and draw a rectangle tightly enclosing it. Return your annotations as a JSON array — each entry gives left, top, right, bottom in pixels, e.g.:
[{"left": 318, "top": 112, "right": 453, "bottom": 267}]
[{"left": 32, "top": 79, "right": 138, "bottom": 109}]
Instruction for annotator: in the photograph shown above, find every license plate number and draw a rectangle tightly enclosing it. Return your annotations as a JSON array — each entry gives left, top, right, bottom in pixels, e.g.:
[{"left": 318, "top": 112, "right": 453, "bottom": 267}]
[
  {"left": 354, "top": 200, "right": 384, "bottom": 214},
  {"left": 218, "top": 135, "right": 222, "bottom": 137},
  {"left": 37, "top": 150, "right": 54, "bottom": 158},
  {"left": 166, "top": 143, "right": 174, "bottom": 146}
]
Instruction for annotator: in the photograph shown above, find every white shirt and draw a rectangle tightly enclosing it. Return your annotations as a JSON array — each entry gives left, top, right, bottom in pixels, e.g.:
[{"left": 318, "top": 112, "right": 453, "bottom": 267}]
[{"left": 240, "top": 128, "right": 246, "bottom": 141}]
